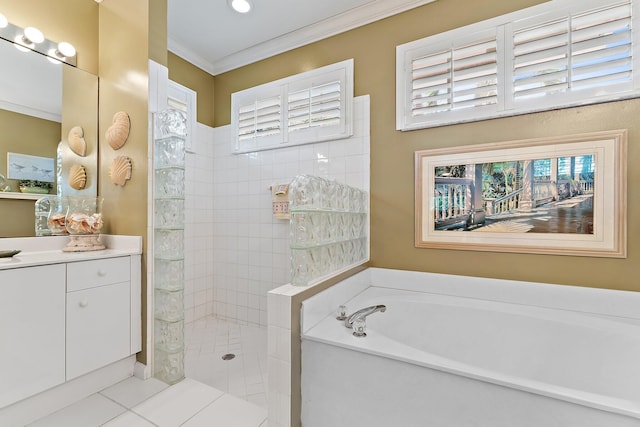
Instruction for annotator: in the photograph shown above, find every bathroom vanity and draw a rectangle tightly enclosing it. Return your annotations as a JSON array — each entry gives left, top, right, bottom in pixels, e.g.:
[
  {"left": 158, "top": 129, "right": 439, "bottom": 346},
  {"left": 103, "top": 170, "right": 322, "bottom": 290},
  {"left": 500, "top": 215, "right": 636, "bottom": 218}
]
[{"left": 0, "top": 235, "right": 141, "bottom": 414}]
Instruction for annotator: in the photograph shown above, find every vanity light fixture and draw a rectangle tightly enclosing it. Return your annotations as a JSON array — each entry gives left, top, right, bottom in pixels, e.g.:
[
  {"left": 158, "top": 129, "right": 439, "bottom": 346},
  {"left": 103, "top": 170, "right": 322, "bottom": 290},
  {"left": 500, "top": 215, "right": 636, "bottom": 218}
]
[
  {"left": 47, "top": 41, "right": 77, "bottom": 64},
  {"left": 0, "top": 15, "right": 77, "bottom": 66},
  {"left": 229, "top": 0, "right": 252, "bottom": 14}
]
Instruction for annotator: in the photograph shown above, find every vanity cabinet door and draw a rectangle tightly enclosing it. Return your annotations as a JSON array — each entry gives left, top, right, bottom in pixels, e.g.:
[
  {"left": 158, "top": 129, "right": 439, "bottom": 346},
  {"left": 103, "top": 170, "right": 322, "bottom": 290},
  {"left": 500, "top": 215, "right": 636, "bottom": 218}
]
[
  {"left": 66, "top": 282, "right": 130, "bottom": 380},
  {"left": 0, "top": 265, "right": 66, "bottom": 408}
]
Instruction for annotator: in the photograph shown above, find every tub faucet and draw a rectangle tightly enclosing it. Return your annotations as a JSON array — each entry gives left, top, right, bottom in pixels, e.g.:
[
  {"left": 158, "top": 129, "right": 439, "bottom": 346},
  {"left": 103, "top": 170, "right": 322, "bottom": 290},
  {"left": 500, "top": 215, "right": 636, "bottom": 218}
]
[{"left": 344, "top": 304, "right": 386, "bottom": 328}]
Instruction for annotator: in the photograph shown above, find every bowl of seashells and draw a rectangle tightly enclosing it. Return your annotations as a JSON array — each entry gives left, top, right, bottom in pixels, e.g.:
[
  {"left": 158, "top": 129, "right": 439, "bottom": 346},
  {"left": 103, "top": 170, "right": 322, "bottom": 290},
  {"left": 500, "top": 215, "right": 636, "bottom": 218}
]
[
  {"left": 65, "top": 196, "right": 103, "bottom": 235},
  {"left": 62, "top": 197, "right": 105, "bottom": 251}
]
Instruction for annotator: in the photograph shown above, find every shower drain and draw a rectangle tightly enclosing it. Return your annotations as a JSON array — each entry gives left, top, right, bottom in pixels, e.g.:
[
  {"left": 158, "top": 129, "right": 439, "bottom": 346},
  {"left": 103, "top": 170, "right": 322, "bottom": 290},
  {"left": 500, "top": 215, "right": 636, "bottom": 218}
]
[{"left": 221, "top": 353, "right": 236, "bottom": 361}]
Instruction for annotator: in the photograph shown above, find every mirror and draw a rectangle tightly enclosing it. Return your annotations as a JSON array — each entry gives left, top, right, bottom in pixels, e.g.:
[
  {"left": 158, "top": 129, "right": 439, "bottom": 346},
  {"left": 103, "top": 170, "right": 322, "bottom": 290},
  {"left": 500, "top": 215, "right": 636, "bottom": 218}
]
[{"left": 0, "top": 36, "right": 98, "bottom": 237}]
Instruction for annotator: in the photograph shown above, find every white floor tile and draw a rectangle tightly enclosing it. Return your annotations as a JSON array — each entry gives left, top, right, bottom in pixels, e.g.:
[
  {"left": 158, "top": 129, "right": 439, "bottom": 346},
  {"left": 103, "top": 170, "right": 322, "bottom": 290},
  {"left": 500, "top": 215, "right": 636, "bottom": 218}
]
[
  {"left": 181, "top": 394, "right": 267, "bottom": 427},
  {"left": 132, "top": 378, "right": 224, "bottom": 427},
  {"left": 27, "top": 394, "right": 125, "bottom": 427},
  {"left": 100, "top": 376, "right": 169, "bottom": 409},
  {"left": 101, "top": 411, "right": 155, "bottom": 427},
  {"left": 185, "top": 317, "right": 268, "bottom": 408}
]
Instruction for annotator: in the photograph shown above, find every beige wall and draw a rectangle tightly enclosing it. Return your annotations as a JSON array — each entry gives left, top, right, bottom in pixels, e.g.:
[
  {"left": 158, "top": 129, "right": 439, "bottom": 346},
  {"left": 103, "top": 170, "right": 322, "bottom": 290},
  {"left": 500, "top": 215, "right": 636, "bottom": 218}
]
[
  {"left": 99, "top": 0, "right": 167, "bottom": 365},
  {"left": 214, "top": 0, "right": 640, "bottom": 292},
  {"left": 168, "top": 52, "right": 215, "bottom": 127},
  {"left": 0, "top": 0, "right": 99, "bottom": 74}
]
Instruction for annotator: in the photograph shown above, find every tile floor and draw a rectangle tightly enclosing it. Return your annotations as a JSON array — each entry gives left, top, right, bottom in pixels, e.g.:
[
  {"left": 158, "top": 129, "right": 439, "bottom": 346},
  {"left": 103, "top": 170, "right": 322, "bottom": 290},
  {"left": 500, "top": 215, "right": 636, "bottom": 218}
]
[
  {"left": 28, "top": 317, "right": 269, "bottom": 426},
  {"left": 184, "top": 317, "right": 268, "bottom": 408},
  {"left": 27, "top": 377, "right": 267, "bottom": 427}
]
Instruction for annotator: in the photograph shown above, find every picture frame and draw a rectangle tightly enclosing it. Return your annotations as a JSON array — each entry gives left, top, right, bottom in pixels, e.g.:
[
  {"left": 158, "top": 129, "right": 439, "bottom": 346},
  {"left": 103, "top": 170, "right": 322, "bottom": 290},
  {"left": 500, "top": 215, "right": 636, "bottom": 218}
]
[
  {"left": 7, "top": 152, "right": 55, "bottom": 182},
  {"left": 415, "top": 130, "right": 627, "bottom": 258}
]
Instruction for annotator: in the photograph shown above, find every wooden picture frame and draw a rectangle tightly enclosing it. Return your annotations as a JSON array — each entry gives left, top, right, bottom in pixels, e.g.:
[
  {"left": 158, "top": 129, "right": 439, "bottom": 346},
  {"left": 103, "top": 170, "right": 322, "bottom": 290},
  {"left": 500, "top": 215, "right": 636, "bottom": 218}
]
[{"left": 415, "top": 130, "right": 627, "bottom": 257}]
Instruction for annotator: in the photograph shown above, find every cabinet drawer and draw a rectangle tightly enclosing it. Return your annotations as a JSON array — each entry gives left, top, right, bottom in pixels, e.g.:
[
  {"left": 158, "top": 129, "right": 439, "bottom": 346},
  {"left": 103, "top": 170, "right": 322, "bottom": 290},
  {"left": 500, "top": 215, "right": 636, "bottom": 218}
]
[{"left": 67, "top": 257, "right": 130, "bottom": 292}]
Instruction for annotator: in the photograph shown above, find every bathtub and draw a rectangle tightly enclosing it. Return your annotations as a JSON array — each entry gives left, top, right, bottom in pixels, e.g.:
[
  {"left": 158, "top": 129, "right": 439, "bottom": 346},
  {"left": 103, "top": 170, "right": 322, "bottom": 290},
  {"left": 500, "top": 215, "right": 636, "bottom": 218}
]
[{"left": 300, "top": 268, "right": 640, "bottom": 427}]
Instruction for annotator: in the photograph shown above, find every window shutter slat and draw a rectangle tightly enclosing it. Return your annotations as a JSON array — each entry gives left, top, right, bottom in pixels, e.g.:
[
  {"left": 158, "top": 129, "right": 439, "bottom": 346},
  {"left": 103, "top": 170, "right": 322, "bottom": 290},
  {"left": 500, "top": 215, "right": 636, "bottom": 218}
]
[
  {"left": 573, "top": 52, "right": 632, "bottom": 79},
  {"left": 572, "top": 3, "right": 631, "bottom": 32},
  {"left": 514, "top": 45, "right": 568, "bottom": 70},
  {"left": 572, "top": 69, "right": 632, "bottom": 89}
]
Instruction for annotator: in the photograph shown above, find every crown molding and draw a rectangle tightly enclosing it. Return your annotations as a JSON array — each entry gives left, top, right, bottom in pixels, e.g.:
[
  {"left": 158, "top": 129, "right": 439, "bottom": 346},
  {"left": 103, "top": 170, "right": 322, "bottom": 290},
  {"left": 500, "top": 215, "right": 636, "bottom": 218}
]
[{"left": 168, "top": 0, "right": 437, "bottom": 75}]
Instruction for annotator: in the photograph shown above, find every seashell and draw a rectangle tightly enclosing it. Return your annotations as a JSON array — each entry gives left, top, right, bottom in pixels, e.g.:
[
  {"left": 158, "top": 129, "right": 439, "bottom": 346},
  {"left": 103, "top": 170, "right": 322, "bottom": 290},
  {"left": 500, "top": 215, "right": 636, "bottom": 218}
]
[
  {"left": 106, "top": 111, "right": 130, "bottom": 150},
  {"left": 68, "top": 126, "right": 86, "bottom": 156},
  {"left": 109, "top": 155, "right": 132, "bottom": 186},
  {"left": 69, "top": 164, "right": 87, "bottom": 190}
]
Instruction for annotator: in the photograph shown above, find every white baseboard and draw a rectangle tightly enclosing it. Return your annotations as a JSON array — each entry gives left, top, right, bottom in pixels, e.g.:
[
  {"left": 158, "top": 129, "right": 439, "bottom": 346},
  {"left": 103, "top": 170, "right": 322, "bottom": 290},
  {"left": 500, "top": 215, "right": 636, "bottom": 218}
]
[
  {"left": 0, "top": 356, "right": 135, "bottom": 427},
  {"left": 133, "top": 361, "right": 151, "bottom": 380}
]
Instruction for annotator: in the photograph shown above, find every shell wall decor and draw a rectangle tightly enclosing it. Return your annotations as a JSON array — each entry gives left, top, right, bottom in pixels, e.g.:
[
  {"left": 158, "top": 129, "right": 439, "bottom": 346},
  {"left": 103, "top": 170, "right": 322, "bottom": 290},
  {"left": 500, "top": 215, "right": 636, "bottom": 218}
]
[
  {"left": 110, "top": 155, "right": 132, "bottom": 186},
  {"left": 106, "top": 111, "right": 130, "bottom": 150},
  {"left": 68, "top": 126, "right": 87, "bottom": 157},
  {"left": 69, "top": 164, "right": 87, "bottom": 190}
]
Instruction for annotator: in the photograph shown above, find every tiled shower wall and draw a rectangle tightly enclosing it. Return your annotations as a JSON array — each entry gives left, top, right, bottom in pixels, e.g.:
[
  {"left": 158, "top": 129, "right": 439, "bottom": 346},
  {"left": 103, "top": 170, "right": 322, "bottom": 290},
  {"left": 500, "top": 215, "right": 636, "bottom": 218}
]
[
  {"left": 184, "top": 123, "right": 215, "bottom": 324},
  {"left": 211, "top": 95, "right": 371, "bottom": 327}
]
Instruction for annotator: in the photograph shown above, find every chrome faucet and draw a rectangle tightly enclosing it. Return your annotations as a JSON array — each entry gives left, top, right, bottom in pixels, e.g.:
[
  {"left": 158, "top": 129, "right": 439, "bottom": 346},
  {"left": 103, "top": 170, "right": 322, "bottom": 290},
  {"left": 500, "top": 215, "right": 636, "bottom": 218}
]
[{"left": 344, "top": 304, "right": 386, "bottom": 328}]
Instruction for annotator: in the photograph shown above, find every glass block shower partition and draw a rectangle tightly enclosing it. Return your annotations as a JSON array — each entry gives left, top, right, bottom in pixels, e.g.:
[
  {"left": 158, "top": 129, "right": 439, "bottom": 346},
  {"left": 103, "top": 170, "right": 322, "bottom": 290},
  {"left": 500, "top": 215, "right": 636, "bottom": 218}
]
[
  {"left": 289, "top": 174, "right": 368, "bottom": 286},
  {"left": 153, "top": 109, "right": 186, "bottom": 384}
]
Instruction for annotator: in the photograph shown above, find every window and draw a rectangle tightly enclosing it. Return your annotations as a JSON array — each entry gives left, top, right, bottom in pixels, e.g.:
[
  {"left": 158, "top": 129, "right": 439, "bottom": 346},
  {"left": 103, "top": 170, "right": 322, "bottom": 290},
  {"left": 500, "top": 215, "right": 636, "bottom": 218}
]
[
  {"left": 397, "top": 0, "right": 639, "bottom": 131},
  {"left": 232, "top": 59, "right": 353, "bottom": 153}
]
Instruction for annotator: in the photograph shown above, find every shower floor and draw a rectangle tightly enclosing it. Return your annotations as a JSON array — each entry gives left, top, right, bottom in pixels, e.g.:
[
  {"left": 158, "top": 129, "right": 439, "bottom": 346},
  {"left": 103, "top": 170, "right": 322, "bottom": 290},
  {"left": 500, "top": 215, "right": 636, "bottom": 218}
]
[{"left": 184, "top": 317, "right": 268, "bottom": 408}]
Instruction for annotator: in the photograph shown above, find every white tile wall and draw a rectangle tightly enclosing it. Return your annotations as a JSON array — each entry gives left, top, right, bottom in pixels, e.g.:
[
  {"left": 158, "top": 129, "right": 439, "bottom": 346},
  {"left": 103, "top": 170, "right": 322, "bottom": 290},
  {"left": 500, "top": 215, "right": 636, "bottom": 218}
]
[
  {"left": 211, "top": 95, "right": 371, "bottom": 327},
  {"left": 184, "top": 124, "right": 215, "bottom": 324}
]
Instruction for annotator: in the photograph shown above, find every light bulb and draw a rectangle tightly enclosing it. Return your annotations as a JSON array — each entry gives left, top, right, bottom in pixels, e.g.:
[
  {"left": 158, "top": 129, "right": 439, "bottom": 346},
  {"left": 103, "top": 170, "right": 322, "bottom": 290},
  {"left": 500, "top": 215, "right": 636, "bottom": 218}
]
[
  {"left": 0, "top": 13, "right": 8, "bottom": 29},
  {"left": 14, "top": 34, "right": 32, "bottom": 52},
  {"left": 57, "top": 41, "right": 76, "bottom": 58},
  {"left": 231, "top": 0, "right": 251, "bottom": 13},
  {"left": 24, "top": 26, "right": 44, "bottom": 44},
  {"left": 47, "top": 48, "right": 63, "bottom": 64}
]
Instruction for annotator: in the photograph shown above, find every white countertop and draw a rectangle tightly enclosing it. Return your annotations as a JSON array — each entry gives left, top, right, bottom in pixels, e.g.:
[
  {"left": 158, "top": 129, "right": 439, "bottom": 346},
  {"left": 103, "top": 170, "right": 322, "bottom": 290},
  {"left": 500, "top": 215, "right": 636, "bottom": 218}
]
[{"left": 0, "top": 235, "right": 142, "bottom": 270}]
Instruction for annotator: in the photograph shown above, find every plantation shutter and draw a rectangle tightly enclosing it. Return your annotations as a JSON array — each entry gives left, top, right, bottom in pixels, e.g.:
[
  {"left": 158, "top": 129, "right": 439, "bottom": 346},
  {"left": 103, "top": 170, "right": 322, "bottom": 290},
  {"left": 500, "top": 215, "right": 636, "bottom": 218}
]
[
  {"left": 236, "top": 93, "right": 282, "bottom": 143},
  {"left": 288, "top": 80, "right": 342, "bottom": 132},
  {"left": 397, "top": 0, "right": 640, "bottom": 131},
  {"left": 513, "top": 1, "right": 632, "bottom": 102},
  {"left": 232, "top": 59, "right": 353, "bottom": 153},
  {"left": 411, "top": 38, "right": 498, "bottom": 117}
]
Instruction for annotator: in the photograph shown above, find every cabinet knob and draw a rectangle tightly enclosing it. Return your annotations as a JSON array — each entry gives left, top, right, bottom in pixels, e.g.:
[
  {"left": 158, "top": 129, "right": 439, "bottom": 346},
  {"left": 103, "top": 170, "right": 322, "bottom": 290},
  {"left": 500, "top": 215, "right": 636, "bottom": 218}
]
[
  {"left": 79, "top": 299, "right": 89, "bottom": 308},
  {"left": 97, "top": 270, "right": 107, "bottom": 277}
]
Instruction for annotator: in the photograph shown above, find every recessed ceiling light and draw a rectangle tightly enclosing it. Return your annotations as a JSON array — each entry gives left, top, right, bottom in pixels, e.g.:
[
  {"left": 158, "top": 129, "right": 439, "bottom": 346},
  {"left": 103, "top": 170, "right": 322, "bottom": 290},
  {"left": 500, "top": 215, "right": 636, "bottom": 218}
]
[
  {"left": 0, "top": 13, "right": 8, "bottom": 29},
  {"left": 229, "top": 0, "right": 252, "bottom": 14}
]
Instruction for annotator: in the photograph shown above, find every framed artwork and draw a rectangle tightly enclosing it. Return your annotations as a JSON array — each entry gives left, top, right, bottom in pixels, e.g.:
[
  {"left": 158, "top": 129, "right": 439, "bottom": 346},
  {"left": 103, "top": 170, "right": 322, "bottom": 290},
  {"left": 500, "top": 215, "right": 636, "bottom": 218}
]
[
  {"left": 415, "top": 130, "right": 627, "bottom": 257},
  {"left": 7, "top": 152, "right": 55, "bottom": 182}
]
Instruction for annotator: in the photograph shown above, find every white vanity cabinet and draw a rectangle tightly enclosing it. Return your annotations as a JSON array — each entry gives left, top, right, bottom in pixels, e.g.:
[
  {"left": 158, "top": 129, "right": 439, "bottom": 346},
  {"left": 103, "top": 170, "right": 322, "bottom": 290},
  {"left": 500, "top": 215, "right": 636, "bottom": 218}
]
[
  {"left": 66, "top": 257, "right": 133, "bottom": 380},
  {"left": 0, "top": 241, "right": 141, "bottom": 411},
  {"left": 0, "top": 265, "right": 66, "bottom": 408}
]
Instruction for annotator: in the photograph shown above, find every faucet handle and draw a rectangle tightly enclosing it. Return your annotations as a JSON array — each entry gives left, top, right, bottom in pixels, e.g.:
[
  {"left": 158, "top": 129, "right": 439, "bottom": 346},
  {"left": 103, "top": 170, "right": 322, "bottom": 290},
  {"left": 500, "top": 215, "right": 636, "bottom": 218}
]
[
  {"left": 352, "top": 317, "right": 366, "bottom": 337},
  {"left": 336, "top": 305, "right": 348, "bottom": 321}
]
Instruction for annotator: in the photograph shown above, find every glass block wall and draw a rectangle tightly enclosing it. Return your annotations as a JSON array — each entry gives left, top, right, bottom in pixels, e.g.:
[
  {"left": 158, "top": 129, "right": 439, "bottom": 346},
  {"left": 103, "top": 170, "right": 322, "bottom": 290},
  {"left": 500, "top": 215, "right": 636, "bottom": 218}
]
[
  {"left": 289, "top": 174, "right": 368, "bottom": 286},
  {"left": 153, "top": 110, "right": 187, "bottom": 384}
]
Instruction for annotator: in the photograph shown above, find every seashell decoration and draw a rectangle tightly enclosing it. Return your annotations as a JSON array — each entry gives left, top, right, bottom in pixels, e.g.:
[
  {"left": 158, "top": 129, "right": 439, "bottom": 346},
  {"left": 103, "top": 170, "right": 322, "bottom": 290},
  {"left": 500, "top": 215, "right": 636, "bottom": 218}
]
[
  {"left": 69, "top": 164, "right": 87, "bottom": 190},
  {"left": 106, "top": 111, "right": 130, "bottom": 150},
  {"left": 68, "top": 126, "right": 86, "bottom": 157},
  {"left": 109, "top": 155, "right": 132, "bottom": 186}
]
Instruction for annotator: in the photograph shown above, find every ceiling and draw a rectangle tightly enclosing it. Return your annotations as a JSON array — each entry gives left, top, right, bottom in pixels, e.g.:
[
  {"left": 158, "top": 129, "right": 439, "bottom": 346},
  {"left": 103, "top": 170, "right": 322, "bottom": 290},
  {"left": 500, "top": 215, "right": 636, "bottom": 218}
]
[{"left": 167, "top": 0, "right": 436, "bottom": 75}]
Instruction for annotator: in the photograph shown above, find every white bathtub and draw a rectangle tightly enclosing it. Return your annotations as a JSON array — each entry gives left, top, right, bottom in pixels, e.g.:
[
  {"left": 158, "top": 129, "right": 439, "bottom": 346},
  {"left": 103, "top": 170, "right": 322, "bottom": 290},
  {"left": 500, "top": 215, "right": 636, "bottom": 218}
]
[{"left": 301, "top": 268, "right": 640, "bottom": 427}]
